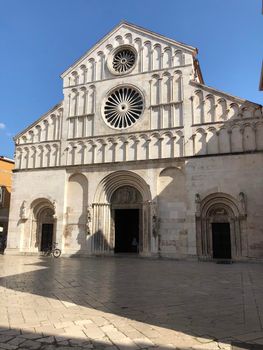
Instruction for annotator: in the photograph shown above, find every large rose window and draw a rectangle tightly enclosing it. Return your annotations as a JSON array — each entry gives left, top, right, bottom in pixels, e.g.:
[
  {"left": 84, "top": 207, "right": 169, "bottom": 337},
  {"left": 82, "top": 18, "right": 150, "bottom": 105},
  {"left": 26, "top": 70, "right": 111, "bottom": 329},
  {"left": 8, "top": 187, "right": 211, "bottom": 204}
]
[{"left": 103, "top": 86, "right": 144, "bottom": 129}]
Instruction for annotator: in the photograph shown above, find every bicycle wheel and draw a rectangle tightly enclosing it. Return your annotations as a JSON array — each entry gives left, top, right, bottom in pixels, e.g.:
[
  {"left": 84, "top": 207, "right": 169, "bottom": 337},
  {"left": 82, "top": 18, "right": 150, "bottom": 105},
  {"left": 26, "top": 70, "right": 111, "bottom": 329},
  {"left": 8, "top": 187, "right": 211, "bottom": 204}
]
[{"left": 53, "top": 248, "right": 61, "bottom": 258}]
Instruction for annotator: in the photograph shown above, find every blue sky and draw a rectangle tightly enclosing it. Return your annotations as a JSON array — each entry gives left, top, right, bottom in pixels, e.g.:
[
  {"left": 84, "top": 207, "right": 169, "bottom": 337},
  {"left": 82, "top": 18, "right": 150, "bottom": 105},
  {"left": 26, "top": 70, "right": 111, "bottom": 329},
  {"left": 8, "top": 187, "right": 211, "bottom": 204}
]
[{"left": 0, "top": 0, "right": 262, "bottom": 158}]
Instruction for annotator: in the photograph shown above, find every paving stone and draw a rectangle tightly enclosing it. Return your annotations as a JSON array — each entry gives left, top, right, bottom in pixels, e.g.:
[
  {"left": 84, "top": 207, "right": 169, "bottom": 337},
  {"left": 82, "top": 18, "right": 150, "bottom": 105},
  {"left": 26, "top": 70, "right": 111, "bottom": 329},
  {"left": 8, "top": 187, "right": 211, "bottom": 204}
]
[
  {"left": 35, "top": 336, "right": 55, "bottom": 343},
  {"left": 20, "top": 340, "right": 41, "bottom": 349},
  {"left": 0, "top": 336, "right": 14, "bottom": 343},
  {"left": 83, "top": 325, "right": 105, "bottom": 340},
  {"left": 0, "top": 344, "right": 18, "bottom": 350},
  {"left": 74, "top": 320, "right": 93, "bottom": 326},
  {"left": 7, "top": 337, "right": 26, "bottom": 346},
  {"left": 56, "top": 340, "right": 70, "bottom": 345},
  {"left": 69, "top": 338, "right": 92, "bottom": 346},
  {"left": 20, "top": 332, "right": 40, "bottom": 339},
  {"left": 132, "top": 338, "right": 155, "bottom": 348}
]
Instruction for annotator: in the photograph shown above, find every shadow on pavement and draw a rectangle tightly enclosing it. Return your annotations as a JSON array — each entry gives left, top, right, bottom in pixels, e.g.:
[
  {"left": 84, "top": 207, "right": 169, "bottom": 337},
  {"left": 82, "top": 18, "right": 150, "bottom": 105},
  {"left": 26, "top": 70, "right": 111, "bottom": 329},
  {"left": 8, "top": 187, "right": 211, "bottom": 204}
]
[{"left": 0, "top": 256, "right": 263, "bottom": 349}]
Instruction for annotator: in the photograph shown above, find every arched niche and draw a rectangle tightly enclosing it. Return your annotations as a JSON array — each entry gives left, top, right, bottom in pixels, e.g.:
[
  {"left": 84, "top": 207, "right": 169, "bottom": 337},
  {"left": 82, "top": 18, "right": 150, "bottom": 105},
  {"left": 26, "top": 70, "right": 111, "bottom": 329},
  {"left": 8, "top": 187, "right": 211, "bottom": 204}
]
[
  {"left": 151, "top": 74, "right": 160, "bottom": 105},
  {"left": 152, "top": 44, "right": 161, "bottom": 70},
  {"left": 174, "top": 50, "right": 183, "bottom": 66},
  {"left": 173, "top": 70, "right": 183, "bottom": 102},
  {"left": 204, "top": 95, "right": 215, "bottom": 123},
  {"left": 193, "top": 90, "right": 204, "bottom": 124},
  {"left": 158, "top": 166, "right": 186, "bottom": 202},
  {"left": 218, "top": 127, "right": 230, "bottom": 153},
  {"left": 206, "top": 128, "right": 218, "bottom": 154},
  {"left": 196, "top": 193, "right": 246, "bottom": 260},
  {"left": 231, "top": 125, "right": 243, "bottom": 152},
  {"left": 195, "top": 129, "right": 207, "bottom": 155},
  {"left": 66, "top": 173, "right": 88, "bottom": 252},
  {"left": 67, "top": 173, "right": 88, "bottom": 216},
  {"left": 158, "top": 166, "right": 187, "bottom": 256},
  {"left": 216, "top": 98, "right": 227, "bottom": 121},
  {"left": 143, "top": 41, "right": 151, "bottom": 72},
  {"left": 243, "top": 124, "right": 256, "bottom": 151},
  {"left": 162, "top": 72, "right": 171, "bottom": 104},
  {"left": 163, "top": 47, "right": 172, "bottom": 68}
]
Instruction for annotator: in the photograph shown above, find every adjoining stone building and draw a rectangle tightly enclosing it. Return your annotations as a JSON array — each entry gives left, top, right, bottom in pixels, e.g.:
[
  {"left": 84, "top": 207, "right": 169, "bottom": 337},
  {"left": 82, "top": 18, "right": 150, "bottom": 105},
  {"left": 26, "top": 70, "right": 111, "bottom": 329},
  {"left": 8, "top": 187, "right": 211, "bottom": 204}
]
[{"left": 7, "top": 22, "right": 263, "bottom": 260}]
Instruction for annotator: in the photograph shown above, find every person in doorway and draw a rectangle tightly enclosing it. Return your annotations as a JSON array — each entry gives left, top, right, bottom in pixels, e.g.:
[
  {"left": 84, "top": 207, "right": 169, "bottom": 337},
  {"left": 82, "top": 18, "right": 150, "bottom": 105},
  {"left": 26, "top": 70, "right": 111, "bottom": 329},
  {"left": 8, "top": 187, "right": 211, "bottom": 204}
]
[{"left": 131, "top": 237, "right": 138, "bottom": 253}]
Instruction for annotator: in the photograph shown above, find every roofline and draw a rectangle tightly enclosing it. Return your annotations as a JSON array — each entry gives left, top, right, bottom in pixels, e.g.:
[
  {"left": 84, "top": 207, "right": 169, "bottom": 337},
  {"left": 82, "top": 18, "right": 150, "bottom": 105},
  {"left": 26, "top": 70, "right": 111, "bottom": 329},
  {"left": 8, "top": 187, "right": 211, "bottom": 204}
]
[
  {"left": 193, "top": 58, "right": 204, "bottom": 84},
  {"left": 14, "top": 102, "right": 63, "bottom": 140},
  {"left": 0, "top": 156, "right": 14, "bottom": 164},
  {"left": 191, "top": 80, "right": 262, "bottom": 107},
  {"left": 61, "top": 20, "right": 198, "bottom": 78}
]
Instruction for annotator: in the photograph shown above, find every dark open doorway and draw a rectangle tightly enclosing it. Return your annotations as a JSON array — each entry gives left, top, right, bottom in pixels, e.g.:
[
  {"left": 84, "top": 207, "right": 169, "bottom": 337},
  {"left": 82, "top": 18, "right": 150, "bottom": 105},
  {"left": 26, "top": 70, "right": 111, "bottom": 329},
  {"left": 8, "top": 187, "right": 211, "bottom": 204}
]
[
  {"left": 212, "top": 223, "right": 231, "bottom": 259},
  {"left": 41, "top": 224, "right": 53, "bottom": 251},
  {"left": 114, "top": 209, "right": 139, "bottom": 253}
]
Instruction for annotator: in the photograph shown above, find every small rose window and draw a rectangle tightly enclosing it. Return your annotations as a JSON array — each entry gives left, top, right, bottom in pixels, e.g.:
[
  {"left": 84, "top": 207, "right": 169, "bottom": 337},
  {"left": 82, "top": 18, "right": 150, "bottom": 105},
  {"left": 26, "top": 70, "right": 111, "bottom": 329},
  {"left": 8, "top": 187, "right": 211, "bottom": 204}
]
[{"left": 107, "top": 45, "right": 137, "bottom": 75}]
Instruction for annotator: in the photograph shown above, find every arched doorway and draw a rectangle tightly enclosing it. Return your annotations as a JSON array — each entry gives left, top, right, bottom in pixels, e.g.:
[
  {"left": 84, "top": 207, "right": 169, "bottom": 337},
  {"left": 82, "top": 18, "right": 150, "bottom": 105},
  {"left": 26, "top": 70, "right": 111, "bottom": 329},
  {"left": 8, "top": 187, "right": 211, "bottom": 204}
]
[
  {"left": 208, "top": 206, "right": 232, "bottom": 259},
  {"left": 92, "top": 171, "right": 152, "bottom": 256},
  {"left": 196, "top": 193, "right": 245, "bottom": 260},
  {"left": 111, "top": 186, "right": 142, "bottom": 253},
  {"left": 38, "top": 207, "right": 55, "bottom": 251},
  {"left": 31, "top": 199, "right": 56, "bottom": 252}
]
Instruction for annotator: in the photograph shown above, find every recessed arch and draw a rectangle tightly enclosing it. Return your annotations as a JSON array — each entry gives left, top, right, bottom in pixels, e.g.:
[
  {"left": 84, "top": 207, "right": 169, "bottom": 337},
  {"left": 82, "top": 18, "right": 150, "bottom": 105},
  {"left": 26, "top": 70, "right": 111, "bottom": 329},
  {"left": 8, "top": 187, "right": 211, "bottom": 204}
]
[
  {"left": 93, "top": 170, "right": 152, "bottom": 204},
  {"left": 66, "top": 173, "right": 88, "bottom": 253},
  {"left": 29, "top": 198, "right": 56, "bottom": 252},
  {"left": 92, "top": 171, "right": 152, "bottom": 255},
  {"left": 196, "top": 192, "right": 246, "bottom": 260}
]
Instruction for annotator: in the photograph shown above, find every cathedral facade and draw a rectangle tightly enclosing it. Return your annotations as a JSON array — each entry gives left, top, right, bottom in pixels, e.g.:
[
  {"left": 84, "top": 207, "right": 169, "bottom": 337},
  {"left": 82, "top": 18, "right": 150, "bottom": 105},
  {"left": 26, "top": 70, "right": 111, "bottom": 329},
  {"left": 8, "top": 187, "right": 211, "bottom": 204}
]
[{"left": 7, "top": 22, "right": 263, "bottom": 260}]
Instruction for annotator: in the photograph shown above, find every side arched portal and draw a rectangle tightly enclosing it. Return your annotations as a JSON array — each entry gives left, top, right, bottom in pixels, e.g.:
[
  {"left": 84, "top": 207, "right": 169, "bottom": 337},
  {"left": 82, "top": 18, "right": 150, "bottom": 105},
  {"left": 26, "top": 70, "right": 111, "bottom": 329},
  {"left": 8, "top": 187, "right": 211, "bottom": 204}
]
[
  {"left": 31, "top": 199, "right": 56, "bottom": 252},
  {"left": 196, "top": 193, "right": 246, "bottom": 260},
  {"left": 92, "top": 171, "right": 152, "bottom": 255}
]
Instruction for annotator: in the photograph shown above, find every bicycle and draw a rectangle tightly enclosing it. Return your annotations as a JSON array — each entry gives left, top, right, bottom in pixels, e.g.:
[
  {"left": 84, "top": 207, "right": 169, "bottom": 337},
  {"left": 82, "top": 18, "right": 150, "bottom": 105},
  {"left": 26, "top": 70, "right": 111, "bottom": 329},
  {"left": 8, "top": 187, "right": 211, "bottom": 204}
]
[{"left": 44, "top": 242, "right": 61, "bottom": 258}]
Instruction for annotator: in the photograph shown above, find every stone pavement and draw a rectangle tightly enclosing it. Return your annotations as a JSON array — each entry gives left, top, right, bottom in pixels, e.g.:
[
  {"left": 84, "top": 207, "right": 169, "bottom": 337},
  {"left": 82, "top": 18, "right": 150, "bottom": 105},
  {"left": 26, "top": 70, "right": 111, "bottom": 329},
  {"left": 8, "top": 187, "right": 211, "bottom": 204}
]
[{"left": 0, "top": 256, "right": 263, "bottom": 350}]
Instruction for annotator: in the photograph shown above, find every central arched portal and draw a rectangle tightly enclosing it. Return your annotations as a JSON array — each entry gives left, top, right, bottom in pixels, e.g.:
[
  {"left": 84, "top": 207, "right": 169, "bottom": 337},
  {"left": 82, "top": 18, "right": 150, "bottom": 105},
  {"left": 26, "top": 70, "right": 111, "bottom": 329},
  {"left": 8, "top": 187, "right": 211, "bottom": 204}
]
[
  {"left": 92, "top": 171, "right": 152, "bottom": 256},
  {"left": 111, "top": 186, "right": 142, "bottom": 253}
]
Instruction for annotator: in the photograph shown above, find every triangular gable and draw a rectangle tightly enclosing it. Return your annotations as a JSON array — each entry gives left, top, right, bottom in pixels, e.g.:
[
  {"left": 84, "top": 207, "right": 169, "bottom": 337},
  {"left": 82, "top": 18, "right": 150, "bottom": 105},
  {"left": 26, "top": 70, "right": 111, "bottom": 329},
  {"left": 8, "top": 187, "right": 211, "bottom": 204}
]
[
  {"left": 14, "top": 102, "right": 62, "bottom": 141},
  {"left": 61, "top": 20, "right": 198, "bottom": 78}
]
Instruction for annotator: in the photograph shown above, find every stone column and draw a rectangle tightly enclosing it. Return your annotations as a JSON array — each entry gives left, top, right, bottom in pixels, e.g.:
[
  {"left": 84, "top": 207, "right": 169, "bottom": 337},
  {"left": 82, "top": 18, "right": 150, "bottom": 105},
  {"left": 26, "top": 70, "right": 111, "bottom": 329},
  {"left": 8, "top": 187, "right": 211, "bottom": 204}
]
[{"left": 92, "top": 203, "right": 111, "bottom": 254}]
